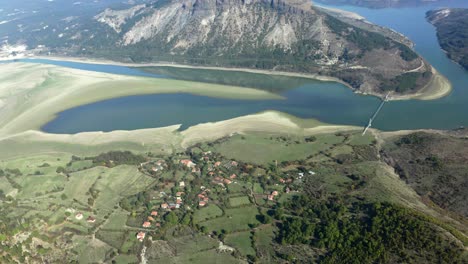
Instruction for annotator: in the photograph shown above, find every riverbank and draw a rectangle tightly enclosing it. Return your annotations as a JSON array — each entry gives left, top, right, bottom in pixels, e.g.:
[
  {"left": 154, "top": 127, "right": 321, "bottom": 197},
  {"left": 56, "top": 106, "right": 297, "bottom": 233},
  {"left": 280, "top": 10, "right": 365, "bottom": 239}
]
[
  {"left": 0, "top": 111, "right": 358, "bottom": 159},
  {"left": 389, "top": 67, "right": 452, "bottom": 100},
  {"left": 24, "top": 55, "right": 452, "bottom": 101},
  {"left": 0, "top": 62, "right": 282, "bottom": 137}
]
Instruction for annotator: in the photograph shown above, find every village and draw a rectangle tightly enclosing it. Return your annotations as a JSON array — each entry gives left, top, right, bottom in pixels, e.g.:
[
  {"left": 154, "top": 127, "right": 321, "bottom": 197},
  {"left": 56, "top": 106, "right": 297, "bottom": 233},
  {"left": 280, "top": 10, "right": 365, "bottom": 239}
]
[{"left": 117, "top": 147, "right": 315, "bottom": 244}]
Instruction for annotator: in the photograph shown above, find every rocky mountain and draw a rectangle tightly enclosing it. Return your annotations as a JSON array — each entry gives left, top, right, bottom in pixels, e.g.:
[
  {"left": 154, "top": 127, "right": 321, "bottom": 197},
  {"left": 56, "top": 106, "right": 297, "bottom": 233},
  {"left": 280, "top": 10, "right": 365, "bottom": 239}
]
[
  {"left": 427, "top": 8, "right": 468, "bottom": 71},
  {"left": 1, "top": 0, "right": 433, "bottom": 96},
  {"left": 82, "top": 0, "right": 430, "bottom": 96}
]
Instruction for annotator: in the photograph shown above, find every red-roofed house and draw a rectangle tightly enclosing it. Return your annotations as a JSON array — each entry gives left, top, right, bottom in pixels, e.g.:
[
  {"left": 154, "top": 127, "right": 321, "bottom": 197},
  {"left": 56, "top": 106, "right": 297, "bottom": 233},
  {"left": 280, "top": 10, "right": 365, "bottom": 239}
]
[
  {"left": 147, "top": 216, "right": 155, "bottom": 222},
  {"left": 86, "top": 216, "right": 96, "bottom": 223},
  {"left": 142, "top": 221, "right": 151, "bottom": 228},
  {"left": 223, "top": 179, "right": 232, "bottom": 185},
  {"left": 151, "top": 211, "right": 158, "bottom": 216},
  {"left": 267, "top": 195, "right": 274, "bottom": 201},
  {"left": 180, "top": 159, "right": 196, "bottom": 168},
  {"left": 161, "top": 203, "right": 169, "bottom": 209},
  {"left": 230, "top": 174, "right": 237, "bottom": 179},
  {"left": 272, "top": 191, "right": 279, "bottom": 196},
  {"left": 137, "top": 232, "right": 146, "bottom": 242},
  {"left": 214, "top": 161, "right": 221, "bottom": 167},
  {"left": 199, "top": 201, "right": 207, "bottom": 207}
]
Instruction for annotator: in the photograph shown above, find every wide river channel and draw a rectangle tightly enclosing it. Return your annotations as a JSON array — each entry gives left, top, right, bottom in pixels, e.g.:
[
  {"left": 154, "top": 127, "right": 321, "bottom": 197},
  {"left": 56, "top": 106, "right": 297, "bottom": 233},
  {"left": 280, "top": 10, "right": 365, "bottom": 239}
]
[{"left": 18, "top": 1, "right": 468, "bottom": 133}]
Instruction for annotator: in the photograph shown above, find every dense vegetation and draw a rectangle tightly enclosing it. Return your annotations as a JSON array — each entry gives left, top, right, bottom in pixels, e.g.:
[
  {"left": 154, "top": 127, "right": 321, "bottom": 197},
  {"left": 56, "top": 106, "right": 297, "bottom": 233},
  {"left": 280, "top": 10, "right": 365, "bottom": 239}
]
[
  {"left": 87, "top": 151, "right": 147, "bottom": 167},
  {"left": 276, "top": 195, "right": 465, "bottom": 263},
  {"left": 380, "top": 71, "right": 432, "bottom": 93},
  {"left": 427, "top": 8, "right": 468, "bottom": 71},
  {"left": 382, "top": 131, "right": 468, "bottom": 217},
  {"left": 325, "top": 15, "right": 418, "bottom": 61}
]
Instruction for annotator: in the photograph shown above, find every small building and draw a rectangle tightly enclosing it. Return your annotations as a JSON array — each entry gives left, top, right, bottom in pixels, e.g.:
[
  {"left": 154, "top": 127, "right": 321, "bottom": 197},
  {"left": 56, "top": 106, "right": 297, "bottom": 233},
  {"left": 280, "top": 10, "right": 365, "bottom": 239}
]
[
  {"left": 151, "top": 211, "right": 158, "bottom": 216},
  {"left": 75, "top": 213, "right": 83, "bottom": 220},
  {"left": 176, "top": 192, "right": 184, "bottom": 197},
  {"left": 267, "top": 195, "right": 274, "bottom": 201},
  {"left": 137, "top": 232, "right": 146, "bottom": 242},
  {"left": 142, "top": 221, "right": 151, "bottom": 228},
  {"left": 230, "top": 174, "right": 237, "bottom": 179},
  {"left": 176, "top": 197, "right": 183, "bottom": 204},
  {"left": 179, "top": 181, "right": 186, "bottom": 187},
  {"left": 86, "top": 216, "right": 96, "bottom": 223},
  {"left": 231, "top": 161, "right": 238, "bottom": 167},
  {"left": 199, "top": 201, "right": 207, "bottom": 207},
  {"left": 223, "top": 179, "right": 232, "bottom": 185},
  {"left": 272, "top": 191, "right": 279, "bottom": 196},
  {"left": 279, "top": 178, "right": 286, "bottom": 183},
  {"left": 155, "top": 222, "right": 161, "bottom": 227},
  {"left": 203, "top": 197, "right": 209, "bottom": 202},
  {"left": 161, "top": 203, "right": 169, "bottom": 209},
  {"left": 180, "top": 160, "right": 196, "bottom": 168},
  {"left": 147, "top": 216, "right": 155, "bottom": 222},
  {"left": 214, "top": 161, "right": 221, "bottom": 167}
]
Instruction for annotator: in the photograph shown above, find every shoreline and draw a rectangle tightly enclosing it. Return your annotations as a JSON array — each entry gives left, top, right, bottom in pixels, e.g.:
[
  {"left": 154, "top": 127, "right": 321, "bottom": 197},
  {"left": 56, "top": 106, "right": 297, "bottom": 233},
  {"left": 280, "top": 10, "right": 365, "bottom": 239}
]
[
  {"left": 27, "top": 55, "right": 353, "bottom": 88},
  {"left": 0, "top": 62, "right": 283, "bottom": 137},
  {"left": 0, "top": 111, "right": 359, "bottom": 159},
  {"left": 388, "top": 67, "right": 452, "bottom": 101},
  {"left": 24, "top": 55, "right": 452, "bottom": 101}
]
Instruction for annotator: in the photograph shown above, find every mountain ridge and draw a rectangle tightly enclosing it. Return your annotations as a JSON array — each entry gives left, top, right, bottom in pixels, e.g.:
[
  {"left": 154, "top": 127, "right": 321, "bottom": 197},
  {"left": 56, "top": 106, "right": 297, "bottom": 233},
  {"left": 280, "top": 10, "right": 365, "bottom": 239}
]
[{"left": 86, "top": 0, "right": 433, "bottom": 97}]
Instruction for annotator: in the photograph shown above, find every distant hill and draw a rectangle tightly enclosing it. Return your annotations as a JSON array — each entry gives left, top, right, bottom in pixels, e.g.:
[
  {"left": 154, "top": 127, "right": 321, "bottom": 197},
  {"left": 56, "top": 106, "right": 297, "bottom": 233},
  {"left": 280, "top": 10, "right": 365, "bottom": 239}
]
[
  {"left": 315, "top": 0, "right": 449, "bottom": 9},
  {"left": 427, "top": 8, "right": 468, "bottom": 71},
  {"left": 2, "top": 0, "right": 434, "bottom": 96}
]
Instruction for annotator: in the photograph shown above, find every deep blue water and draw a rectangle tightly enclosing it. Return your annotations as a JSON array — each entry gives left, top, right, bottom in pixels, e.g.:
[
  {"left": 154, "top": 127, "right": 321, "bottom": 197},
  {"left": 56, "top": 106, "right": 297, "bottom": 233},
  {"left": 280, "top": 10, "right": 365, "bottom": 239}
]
[{"left": 19, "top": 1, "right": 468, "bottom": 133}]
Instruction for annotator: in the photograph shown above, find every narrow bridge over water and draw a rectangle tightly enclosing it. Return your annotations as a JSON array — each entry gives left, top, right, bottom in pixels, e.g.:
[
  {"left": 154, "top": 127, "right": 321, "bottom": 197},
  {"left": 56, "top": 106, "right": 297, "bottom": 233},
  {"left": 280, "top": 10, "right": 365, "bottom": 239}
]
[{"left": 362, "top": 93, "right": 390, "bottom": 136}]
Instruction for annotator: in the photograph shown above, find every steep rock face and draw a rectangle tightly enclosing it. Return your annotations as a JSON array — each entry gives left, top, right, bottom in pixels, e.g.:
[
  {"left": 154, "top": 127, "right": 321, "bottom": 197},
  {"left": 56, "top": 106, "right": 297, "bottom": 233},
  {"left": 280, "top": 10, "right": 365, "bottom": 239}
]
[{"left": 90, "top": 0, "right": 432, "bottom": 96}]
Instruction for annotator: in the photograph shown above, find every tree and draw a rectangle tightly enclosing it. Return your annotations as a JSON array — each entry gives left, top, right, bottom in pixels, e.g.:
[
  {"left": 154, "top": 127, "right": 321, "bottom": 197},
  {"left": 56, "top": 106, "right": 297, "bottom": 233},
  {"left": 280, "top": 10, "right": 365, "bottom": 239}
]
[{"left": 164, "top": 211, "right": 179, "bottom": 225}]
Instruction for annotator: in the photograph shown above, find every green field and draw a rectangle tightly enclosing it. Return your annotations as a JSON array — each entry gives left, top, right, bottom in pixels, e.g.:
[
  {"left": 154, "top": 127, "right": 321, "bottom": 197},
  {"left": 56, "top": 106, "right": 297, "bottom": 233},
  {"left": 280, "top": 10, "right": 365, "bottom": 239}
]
[
  {"left": 200, "top": 206, "right": 260, "bottom": 233},
  {"left": 228, "top": 196, "right": 252, "bottom": 207},
  {"left": 193, "top": 204, "right": 224, "bottom": 223},
  {"left": 225, "top": 231, "right": 256, "bottom": 256},
  {"left": 210, "top": 133, "right": 346, "bottom": 164}
]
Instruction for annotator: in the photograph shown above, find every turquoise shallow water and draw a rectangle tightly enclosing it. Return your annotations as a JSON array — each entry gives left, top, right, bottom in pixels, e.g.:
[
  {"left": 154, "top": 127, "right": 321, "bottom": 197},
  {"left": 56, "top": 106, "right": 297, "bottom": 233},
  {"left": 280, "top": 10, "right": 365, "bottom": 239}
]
[{"left": 18, "top": 1, "right": 468, "bottom": 133}]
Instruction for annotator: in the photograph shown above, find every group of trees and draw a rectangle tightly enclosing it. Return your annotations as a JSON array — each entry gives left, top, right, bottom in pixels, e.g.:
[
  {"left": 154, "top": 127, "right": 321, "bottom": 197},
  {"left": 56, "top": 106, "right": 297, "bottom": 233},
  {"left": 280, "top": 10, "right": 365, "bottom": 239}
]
[
  {"left": 274, "top": 195, "right": 465, "bottom": 263},
  {"left": 88, "top": 151, "right": 147, "bottom": 167}
]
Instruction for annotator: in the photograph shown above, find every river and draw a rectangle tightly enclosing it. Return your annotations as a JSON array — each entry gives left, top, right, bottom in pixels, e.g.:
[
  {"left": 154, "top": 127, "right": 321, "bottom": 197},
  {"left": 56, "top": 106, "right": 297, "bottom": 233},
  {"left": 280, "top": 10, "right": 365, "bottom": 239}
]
[{"left": 18, "top": 1, "right": 468, "bottom": 133}]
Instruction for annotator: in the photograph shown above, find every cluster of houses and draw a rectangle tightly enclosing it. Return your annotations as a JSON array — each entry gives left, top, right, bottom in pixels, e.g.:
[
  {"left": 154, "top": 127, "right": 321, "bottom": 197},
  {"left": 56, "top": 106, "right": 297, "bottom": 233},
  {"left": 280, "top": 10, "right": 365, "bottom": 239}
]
[
  {"left": 267, "top": 191, "right": 279, "bottom": 201},
  {"left": 140, "top": 160, "right": 167, "bottom": 176},
  {"left": 137, "top": 210, "right": 160, "bottom": 242},
  {"left": 197, "top": 187, "right": 210, "bottom": 207}
]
